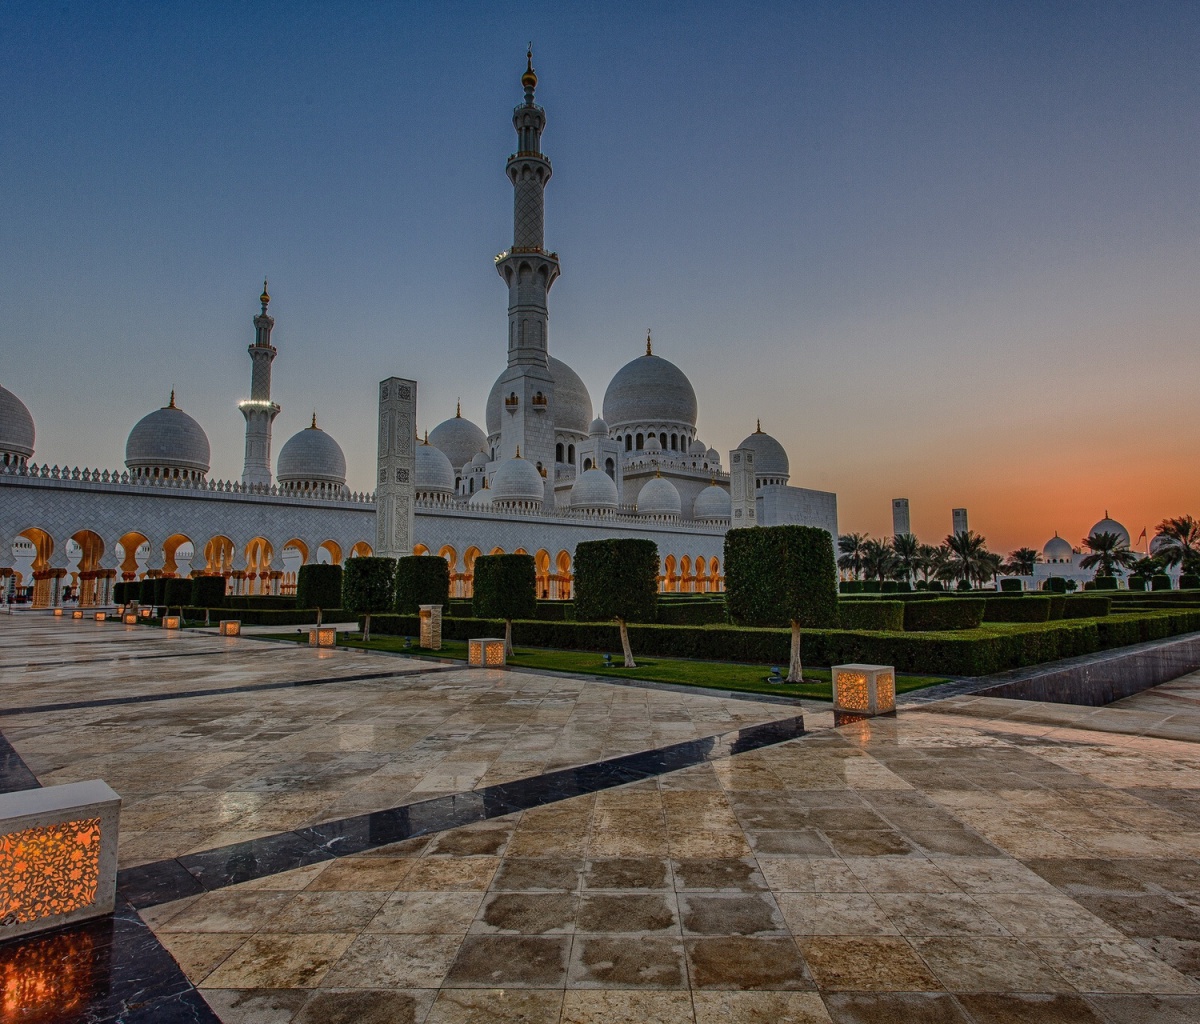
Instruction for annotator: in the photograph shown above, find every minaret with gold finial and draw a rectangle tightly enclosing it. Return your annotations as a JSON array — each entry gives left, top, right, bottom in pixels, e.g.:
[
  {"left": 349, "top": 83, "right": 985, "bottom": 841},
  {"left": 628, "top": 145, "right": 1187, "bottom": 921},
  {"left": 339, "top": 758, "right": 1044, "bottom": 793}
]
[
  {"left": 239, "top": 280, "right": 281, "bottom": 488},
  {"left": 492, "top": 47, "right": 559, "bottom": 472}
]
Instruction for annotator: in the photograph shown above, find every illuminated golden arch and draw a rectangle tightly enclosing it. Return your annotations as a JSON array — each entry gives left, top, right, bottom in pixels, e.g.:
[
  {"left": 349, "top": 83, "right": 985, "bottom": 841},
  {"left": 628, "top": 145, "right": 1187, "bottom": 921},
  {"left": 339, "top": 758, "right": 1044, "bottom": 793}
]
[
  {"left": 245, "top": 537, "right": 275, "bottom": 595},
  {"left": 117, "top": 531, "right": 150, "bottom": 579},
  {"left": 18, "top": 528, "right": 56, "bottom": 608},
  {"left": 710, "top": 556, "right": 722, "bottom": 592},
  {"left": 663, "top": 554, "right": 678, "bottom": 594},
  {"left": 163, "top": 533, "right": 194, "bottom": 578},
  {"left": 553, "top": 549, "right": 573, "bottom": 601},
  {"left": 489, "top": 546, "right": 505, "bottom": 555},
  {"left": 413, "top": 543, "right": 430, "bottom": 556},
  {"left": 282, "top": 538, "right": 310, "bottom": 564},
  {"left": 350, "top": 541, "right": 373, "bottom": 558},
  {"left": 203, "top": 536, "right": 234, "bottom": 577},
  {"left": 319, "top": 540, "right": 343, "bottom": 564},
  {"left": 680, "top": 556, "right": 692, "bottom": 594}
]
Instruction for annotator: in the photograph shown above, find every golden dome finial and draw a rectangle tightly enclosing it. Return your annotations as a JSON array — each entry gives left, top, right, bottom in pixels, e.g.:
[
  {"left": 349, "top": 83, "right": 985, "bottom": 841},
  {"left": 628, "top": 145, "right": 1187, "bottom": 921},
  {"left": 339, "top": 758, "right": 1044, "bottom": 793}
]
[
  {"left": 167, "top": 389, "right": 176, "bottom": 409},
  {"left": 456, "top": 399, "right": 461, "bottom": 418},
  {"left": 423, "top": 429, "right": 429, "bottom": 445},
  {"left": 755, "top": 418, "right": 762, "bottom": 434},
  {"left": 646, "top": 329, "right": 653, "bottom": 356},
  {"left": 311, "top": 411, "right": 318, "bottom": 429},
  {"left": 515, "top": 445, "right": 522, "bottom": 459},
  {"left": 522, "top": 45, "right": 537, "bottom": 93},
  {"left": 260, "top": 279, "right": 270, "bottom": 310}
]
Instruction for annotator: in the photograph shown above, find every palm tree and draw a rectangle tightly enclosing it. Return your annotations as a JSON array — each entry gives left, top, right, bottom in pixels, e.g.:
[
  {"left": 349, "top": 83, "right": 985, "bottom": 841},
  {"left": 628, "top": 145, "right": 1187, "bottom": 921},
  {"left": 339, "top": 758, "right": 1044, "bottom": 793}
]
[
  {"left": 945, "top": 530, "right": 991, "bottom": 588},
  {"left": 1079, "top": 531, "right": 1138, "bottom": 578},
  {"left": 837, "top": 533, "right": 869, "bottom": 580},
  {"left": 891, "top": 533, "right": 921, "bottom": 583},
  {"left": 917, "top": 543, "right": 941, "bottom": 583},
  {"left": 1128, "top": 556, "right": 1163, "bottom": 581},
  {"left": 1004, "top": 547, "right": 1041, "bottom": 577},
  {"left": 1155, "top": 515, "right": 1200, "bottom": 575},
  {"left": 979, "top": 551, "right": 1003, "bottom": 586},
  {"left": 861, "top": 539, "right": 897, "bottom": 584}
]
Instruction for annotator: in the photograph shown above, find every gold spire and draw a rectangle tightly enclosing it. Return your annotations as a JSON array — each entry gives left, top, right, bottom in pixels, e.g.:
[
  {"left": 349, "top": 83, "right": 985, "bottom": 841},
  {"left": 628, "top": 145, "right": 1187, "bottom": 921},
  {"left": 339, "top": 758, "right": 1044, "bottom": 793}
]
[
  {"left": 260, "top": 279, "right": 270, "bottom": 310},
  {"left": 522, "top": 45, "right": 537, "bottom": 92},
  {"left": 515, "top": 446, "right": 522, "bottom": 459},
  {"left": 167, "top": 389, "right": 176, "bottom": 409},
  {"left": 646, "top": 329, "right": 653, "bottom": 356},
  {"left": 455, "top": 399, "right": 461, "bottom": 418},
  {"left": 755, "top": 419, "right": 762, "bottom": 433},
  {"left": 310, "top": 412, "right": 318, "bottom": 429},
  {"left": 423, "top": 429, "right": 429, "bottom": 445}
]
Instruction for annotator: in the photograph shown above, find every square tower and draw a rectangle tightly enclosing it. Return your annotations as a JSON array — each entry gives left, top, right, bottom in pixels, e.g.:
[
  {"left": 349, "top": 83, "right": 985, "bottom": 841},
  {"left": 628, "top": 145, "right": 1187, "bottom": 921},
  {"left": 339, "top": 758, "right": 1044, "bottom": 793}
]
[
  {"left": 375, "top": 378, "right": 417, "bottom": 559},
  {"left": 892, "top": 498, "right": 911, "bottom": 538},
  {"left": 952, "top": 508, "right": 969, "bottom": 535}
]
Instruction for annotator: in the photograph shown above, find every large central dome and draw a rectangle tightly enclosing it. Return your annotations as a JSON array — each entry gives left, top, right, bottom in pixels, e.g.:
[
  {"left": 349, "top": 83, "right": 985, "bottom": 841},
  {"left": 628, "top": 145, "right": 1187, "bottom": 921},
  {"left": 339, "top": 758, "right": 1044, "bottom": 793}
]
[
  {"left": 603, "top": 346, "right": 698, "bottom": 430},
  {"left": 485, "top": 355, "right": 593, "bottom": 437}
]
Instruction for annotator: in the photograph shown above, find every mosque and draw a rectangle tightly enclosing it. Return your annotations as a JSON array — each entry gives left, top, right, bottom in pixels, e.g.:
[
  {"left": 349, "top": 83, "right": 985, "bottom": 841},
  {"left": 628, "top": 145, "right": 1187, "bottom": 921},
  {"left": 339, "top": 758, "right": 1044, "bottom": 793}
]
[{"left": 0, "top": 54, "right": 837, "bottom": 609}]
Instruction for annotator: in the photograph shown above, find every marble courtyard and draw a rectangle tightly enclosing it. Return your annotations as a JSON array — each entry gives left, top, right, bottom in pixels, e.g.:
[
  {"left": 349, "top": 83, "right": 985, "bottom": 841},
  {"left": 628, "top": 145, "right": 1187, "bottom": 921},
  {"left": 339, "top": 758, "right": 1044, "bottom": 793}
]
[{"left": 2, "top": 617, "right": 1200, "bottom": 1022}]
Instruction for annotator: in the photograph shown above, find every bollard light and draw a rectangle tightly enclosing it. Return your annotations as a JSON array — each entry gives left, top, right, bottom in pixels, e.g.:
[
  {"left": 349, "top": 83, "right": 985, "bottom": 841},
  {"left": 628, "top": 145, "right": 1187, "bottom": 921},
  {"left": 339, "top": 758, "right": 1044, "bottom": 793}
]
[
  {"left": 309, "top": 627, "right": 337, "bottom": 648},
  {"left": 468, "top": 638, "right": 507, "bottom": 667},
  {"left": 218, "top": 620, "right": 241, "bottom": 636},
  {"left": 123, "top": 613, "right": 137, "bottom": 625},
  {"left": 163, "top": 616, "right": 181, "bottom": 630},
  {"left": 831, "top": 664, "right": 896, "bottom": 716}
]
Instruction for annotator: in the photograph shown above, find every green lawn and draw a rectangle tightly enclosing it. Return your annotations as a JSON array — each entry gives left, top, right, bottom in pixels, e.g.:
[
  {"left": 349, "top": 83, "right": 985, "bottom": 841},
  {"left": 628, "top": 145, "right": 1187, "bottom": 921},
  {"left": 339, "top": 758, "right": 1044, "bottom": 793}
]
[{"left": 260, "top": 632, "right": 949, "bottom": 701}]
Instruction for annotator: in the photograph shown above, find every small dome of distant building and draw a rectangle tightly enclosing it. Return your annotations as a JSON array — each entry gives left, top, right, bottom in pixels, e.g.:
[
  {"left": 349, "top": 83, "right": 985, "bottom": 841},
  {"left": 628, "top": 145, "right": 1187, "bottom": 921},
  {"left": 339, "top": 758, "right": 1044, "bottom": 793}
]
[
  {"left": 737, "top": 421, "right": 789, "bottom": 481},
  {"left": 570, "top": 468, "right": 619, "bottom": 511},
  {"left": 125, "top": 392, "right": 210, "bottom": 481},
  {"left": 706, "top": 447, "right": 720, "bottom": 463},
  {"left": 643, "top": 435, "right": 662, "bottom": 452},
  {"left": 469, "top": 450, "right": 489, "bottom": 469},
  {"left": 277, "top": 416, "right": 347, "bottom": 494},
  {"left": 415, "top": 439, "right": 455, "bottom": 497},
  {"left": 429, "top": 406, "right": 487, "bottom": 471},
  {"left": 468, "top": 480, "right": 493, "bottom": 508},
  {"left": 0, "top": 382, "right": 35, "bottom": 466},
  {"left": 602, "top": 340, "right": 698, "bottom": 431},
  {"left": 485, "top": 355, "right": 593, "bottom": 437},
  {"left": 688, "top": 438, "right": 707, "bottom": 456},
  {"left": 637, "top": 475, "right": 681, "bottom": 518},
  {"left": 1150, "top": 532, "right": 1171, "bottom": 556},
  {"left": 490, "top": 452, "right": 544, "bottom": 507},
  {"left": 1087, "top": 513, "right": 1130, "bottom": 548},
  {"left": 588, "top": 416, "right": 609, "bottom": 438},
  {"left": 1042, "top": 533, "right": 1074, "bottom": 564},
  {"left": 693, "top": 484, "right": 731, "bottom": 522}
]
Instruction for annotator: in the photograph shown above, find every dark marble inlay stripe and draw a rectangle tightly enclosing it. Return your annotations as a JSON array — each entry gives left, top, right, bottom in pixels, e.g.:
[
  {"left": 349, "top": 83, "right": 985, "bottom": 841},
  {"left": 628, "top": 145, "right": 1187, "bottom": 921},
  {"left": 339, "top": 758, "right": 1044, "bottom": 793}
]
[
  {"left": 0, "top": 668, "right": 437, "bottom": 717},
  {"left": 0, "top": 730, "right": 41, "bottom": 793},
  {"left": 0, "top": 646, "right": 246, "bottom": 672},
  {"left": 117, "top": 714, "right": 805, "bottom": 910}
]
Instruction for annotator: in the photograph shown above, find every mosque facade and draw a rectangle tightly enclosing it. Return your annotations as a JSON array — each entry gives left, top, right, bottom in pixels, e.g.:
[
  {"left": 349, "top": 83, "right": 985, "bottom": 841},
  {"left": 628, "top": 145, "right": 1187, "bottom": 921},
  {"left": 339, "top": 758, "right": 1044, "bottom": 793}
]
[{"left": 0, "top": 55, "right": 837, "bottom": 608}]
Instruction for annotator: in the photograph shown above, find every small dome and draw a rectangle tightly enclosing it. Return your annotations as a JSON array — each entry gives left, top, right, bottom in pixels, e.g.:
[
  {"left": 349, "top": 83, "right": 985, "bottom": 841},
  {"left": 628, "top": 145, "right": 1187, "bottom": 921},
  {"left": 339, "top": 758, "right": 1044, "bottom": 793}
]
[
  {"left": 468, "top": 481, "right": 493, "bottom": 508},
  {"left": 469, "top": 450, "right": 489, "bottom": 469},
  {"left": 277, "top": 418, "right": 347, "bottom": 489},
  {"left": 643, "top": 435, "right": 662, "bottom": 452},
  {"left": 737, "top": 422, "right": 789, "bottom": 479},
  {"left": 570, "top": 468, "right": 619, "bottom": 510},
  {"left": 485, "top": 355, "right": 593, "bottom": 437},
  {"left": 490, "top": 454, "right": 545, "bottom": 505},
  {"left": 706, "top": 447, "right": 720, "bottom": 463},
  {"left": 1150, "top": 532, "right": 1171, "bottom": 556},
  {"left": 1087, "top": 513, "right": 1130, "bottom": 548},
  {"left": 637, "top": 475, "right": 681, "bottom": 517},
  {"left": 125, "top": 394, "right": 210, "bottom": 478},
  {"left": 693, "top": 484, "right": 731, "bottom": 521},
  {"left": 688, "top": 438, "right": 707, "bottom": 456},
  {"left": 602, "top": 346, "right": 699, "bottom": 430},
  {"left": 0, "top": 382, "right": 35, "bottom": 463},
  {"left": 415, "top": 441, "right": 455, "bottom": 494},
  {"left": 429, "top": 409, "right": 487, "bottom": 471},
  {"left": 589, "top": 416, "right": 609, "bottom": 438},
  {"left": 1042, "top": 533, "right": 1073, "bottom": 562}
]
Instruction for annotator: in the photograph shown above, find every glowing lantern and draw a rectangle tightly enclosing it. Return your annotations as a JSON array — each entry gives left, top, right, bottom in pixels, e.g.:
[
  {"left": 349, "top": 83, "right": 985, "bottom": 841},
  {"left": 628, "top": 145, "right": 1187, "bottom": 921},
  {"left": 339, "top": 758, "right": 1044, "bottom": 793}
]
[
  {"left": 419, "top": 604, "right": 443, "bottom": 650},
  {"left": 163, "top": 616, "right": 181, "bottom": 630},
  {"left": 831, "top": 663, "right": 896, "bottom": 716},
  {"left": 309, "top": 627, "right": 337, "bottom": 648},
  {"left": 219, "top": 619, "right": 241, "bottom": 636},
  {"left": 93, "top": 612, "right": 106, "bottom": 622},
  {"left": 468, "top": 637, "right": 507, "bottom": 667},
  {"left": 53, "top": 609, "right": 63, "bottom": 617},
  {"left": 139, "top": 608, "right": 152, "bottom": 619},
  {"left": 123, "top": 614, "right": 138, "bottom": 625},
  {"left": 0, "top": 780, "right": 121, "bottom": 941},
  {"left": 71, "top": 610, "right": 83, "bottom": 619}
]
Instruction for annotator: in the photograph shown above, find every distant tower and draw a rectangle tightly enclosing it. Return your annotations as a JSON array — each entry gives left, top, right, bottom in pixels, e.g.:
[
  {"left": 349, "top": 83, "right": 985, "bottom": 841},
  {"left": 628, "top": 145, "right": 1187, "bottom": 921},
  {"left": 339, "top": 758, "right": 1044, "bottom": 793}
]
[
  {"left": 729, "top": 447, "right": 757, "bottom": 526},
  {"left": 892, "top": 498, "right": 911, "bottom": 538},
  {"left": 493, "top": 48, "right": 559, "bottom": 473},
  {"left": 239, "top": 281, "right": 281, "bottom": 488},
  {"left": 375, "top": 377, "right": 417, "bottom": 560},
  {"left": 952, "top": 508, "right": 969, "bottom": 535}
]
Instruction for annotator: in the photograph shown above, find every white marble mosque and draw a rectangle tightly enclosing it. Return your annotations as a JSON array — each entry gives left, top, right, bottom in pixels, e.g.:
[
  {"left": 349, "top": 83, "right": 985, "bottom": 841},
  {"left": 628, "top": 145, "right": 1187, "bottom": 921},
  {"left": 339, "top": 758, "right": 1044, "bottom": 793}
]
[{"left": 0, "top": 54, "right": 837, "bottom": 608}]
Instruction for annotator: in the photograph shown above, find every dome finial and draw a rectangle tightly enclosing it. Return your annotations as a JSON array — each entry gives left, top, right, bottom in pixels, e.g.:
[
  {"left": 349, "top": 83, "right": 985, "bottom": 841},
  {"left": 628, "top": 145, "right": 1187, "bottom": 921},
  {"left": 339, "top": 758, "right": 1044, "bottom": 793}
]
[
  {"left": 260, "top": 279, "right": 270, "bottom": 312},
  {"left": 311, "top": 411, "right": 318, "bottom": 429},
  {"left": 522, "top": 44, "right": 537, "bottom": 99},
  {"left": 646, "top": 329, "right": 653, "bottom": 356},
  {"left": 755, "top": 418, "right": 762, "bottom": 433},
  {"left": 515, "top": 445, "right": 522, "bottom": 459},
  {"left": 423, "top": 429, "right": 429, "bottom": 445},
  {"left": 168, "top": 389, "right": 176, "bottom": 409},
  {"left": 456, "top": 399, "right": 461, "bottom": 418}
]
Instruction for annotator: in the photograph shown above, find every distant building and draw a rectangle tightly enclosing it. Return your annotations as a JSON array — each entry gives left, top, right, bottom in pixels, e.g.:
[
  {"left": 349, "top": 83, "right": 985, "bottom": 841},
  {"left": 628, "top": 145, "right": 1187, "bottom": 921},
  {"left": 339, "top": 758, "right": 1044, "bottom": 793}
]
[
  {"left": 952, "top": 508, "right": 969, "bottom": 535},
  {"left": 892, "top": 498, "right": 910, "bottom": 537}
]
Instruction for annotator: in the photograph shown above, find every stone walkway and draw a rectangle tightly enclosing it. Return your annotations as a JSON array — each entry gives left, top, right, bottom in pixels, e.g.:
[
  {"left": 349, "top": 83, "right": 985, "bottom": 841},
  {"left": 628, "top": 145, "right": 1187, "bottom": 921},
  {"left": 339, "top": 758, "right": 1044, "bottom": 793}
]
[{"left": 2, "top": 616, "right": 1199, "bottom": 1022}]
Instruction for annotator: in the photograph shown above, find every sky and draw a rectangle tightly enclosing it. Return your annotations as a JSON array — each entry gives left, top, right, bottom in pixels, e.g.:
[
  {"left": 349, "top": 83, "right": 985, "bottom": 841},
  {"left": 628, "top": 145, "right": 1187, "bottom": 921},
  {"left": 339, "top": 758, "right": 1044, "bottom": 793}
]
[{"left": 2, "top": 1, "right": 1197, "bottom": 555}]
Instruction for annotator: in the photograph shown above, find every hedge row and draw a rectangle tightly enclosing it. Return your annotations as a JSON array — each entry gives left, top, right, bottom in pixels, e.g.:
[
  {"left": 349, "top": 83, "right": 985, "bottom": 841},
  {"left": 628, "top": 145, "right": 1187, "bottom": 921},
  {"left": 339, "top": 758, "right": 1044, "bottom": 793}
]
[
  {"left": 904, "top": 600, "right": 986, "bottom": 631},
  {"left": 838, "top": 601, "right": 905, "bottom": 631},
  {"left": 984, "top": 596, "right": 1051, "bottom": 623},
  {"left": 1062, "top": 596, "right": 1111, "bottom": 618},
  {"left": 362, "top": 608, "right": 1200, "bottom": 677}
]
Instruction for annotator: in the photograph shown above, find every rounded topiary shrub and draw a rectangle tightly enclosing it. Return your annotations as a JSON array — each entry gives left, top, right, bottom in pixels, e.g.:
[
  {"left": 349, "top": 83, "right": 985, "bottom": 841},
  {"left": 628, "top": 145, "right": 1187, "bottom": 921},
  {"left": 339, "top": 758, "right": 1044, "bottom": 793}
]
[
  {"left": 928, "top": 581, "right": 944, "bottom": 592},
  {"left": 394, "top": 555, "right": 450, "bottom": 615},
  {"left": 1043, "top": 577, "right": 1067, "bottom": 593},
  {"left": 1128, "top": 577, "right": 1148, "bottom": 591},
  {"left": 575, "top": 538, "right": 659, "bottom": 667},
  {"left": 1000, "top": 578, "right": 1023, "bottom": 592}
]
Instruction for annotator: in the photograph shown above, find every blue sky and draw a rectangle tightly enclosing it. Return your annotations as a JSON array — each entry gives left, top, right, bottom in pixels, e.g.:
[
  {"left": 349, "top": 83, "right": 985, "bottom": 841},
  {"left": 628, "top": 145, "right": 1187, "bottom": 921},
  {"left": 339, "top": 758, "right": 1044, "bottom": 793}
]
[{"left": 3, "top": 1, "right": 1197, "bottom": 552}]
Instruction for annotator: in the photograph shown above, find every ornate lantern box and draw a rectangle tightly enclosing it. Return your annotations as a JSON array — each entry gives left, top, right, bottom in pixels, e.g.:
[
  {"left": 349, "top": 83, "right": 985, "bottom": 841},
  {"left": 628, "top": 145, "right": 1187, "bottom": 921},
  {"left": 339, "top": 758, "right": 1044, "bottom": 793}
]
[
  {"left": 93, "top": 612, "right": 106, "bottom": 622},
  {"left": 831, "top": 663, "right": 896, "bottom": 717},
  {"left": 218, "top": 619, "right": 241, "bottom": 636},
  {"left": 419, "top": 604, "right": 443, "bottom": 650},
  {"left": 163, "top": 616, "right": 181, "bottom": 630},
  {"left": 72, "top": 610, "right": 83, "bottom": 619},
  {"left": 309, "top": 627, "right": 337, "bottom": 648},
  {"left": 0, "top": 780, "right": 121, "bottom": 941},
  {"left": 468, "top": 638, "right": 507, "bottom": 667},
  {"left": 123, "top": 613, "right": 138, "bottom": 625},
  {"left": 53, "top": 609, "right": 63, "bottom": 617},
  {"left": 139, "top": 608, "right": 152, "bottom": 619}
]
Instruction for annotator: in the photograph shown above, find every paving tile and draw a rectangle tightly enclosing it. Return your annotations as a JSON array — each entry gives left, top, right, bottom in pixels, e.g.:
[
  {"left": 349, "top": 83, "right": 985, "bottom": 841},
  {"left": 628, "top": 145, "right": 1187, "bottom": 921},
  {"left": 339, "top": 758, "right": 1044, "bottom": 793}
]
[
  {"left": 292, "top": 988, "right": 437, "bottom": 1024},
  {"left": 776, "top": 893, "right": 898, "bottom": 937},
  {"left": 202, "top": 932, "right": 356, "bottom": 989},
  {"left": 365, "top": 891, "right": 485, "bottom": 934},
  {"left": 473, "top": 892, "right": 579, "bottom": 934},
  {"left": 797, "top": 936, "right": 942, "bottom": 992},
  {"left": 319, "top": 933, "right": 462, "bottom": 988},
  {"left": 584, "top": 857, "right": 671, "bottom": 890},
  {"left": 692, "top": 991, "right": 833, "bottom": 1023},
  {"left": 955, "top": 993, "right": 1109, "bottom": 1024},
  {"left": 684, "top": 936, "right": 815, "bottom": 990},
  {"left": 425, "top": 988, "right": 565, "bottom": 1023},
  {"left": 821, "top": 992, "right": 970, "bottom": 1024},
  {"left": 444, "top": 935, "right": 571, "bottom": 987},
  {"left": 568, "top": 935, "right": 687, "bottom": 988},
  {"left": 561, "top": 989, "right": 696, "bottom": 1024},
  {"left": 576, "top": 892, "right": 677, "bottom": 933}
]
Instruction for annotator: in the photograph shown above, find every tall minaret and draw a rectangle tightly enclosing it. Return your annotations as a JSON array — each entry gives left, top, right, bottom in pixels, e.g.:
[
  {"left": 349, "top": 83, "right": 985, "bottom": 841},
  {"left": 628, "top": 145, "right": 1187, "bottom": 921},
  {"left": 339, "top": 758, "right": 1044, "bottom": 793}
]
[
  {"left": 493, "top": 49, "right": 559, "bottom": 474},
  {"left": 239, "top": 280, "right": 281, "bottom": 488}
]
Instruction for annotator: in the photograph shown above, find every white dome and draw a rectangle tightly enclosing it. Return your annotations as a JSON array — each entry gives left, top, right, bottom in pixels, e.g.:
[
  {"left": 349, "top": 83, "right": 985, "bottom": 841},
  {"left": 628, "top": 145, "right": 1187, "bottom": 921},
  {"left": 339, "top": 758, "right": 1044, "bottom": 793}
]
[
  {"left": 570, "top": 468, "right": 618, "bottom": 510},
  {"left": 468, "top": 482, "right": 493, "bottom": 508},
  {"left": 469, "top": 450, "right": 489, "bottom": 469},
  {"left": 0, "top": 382, "right": 35, "bottom": 462},
  {"left": 602, "top": 347, "right": 698, "bottom": 430},
  {"left": 637, "top": 475, "right": 681, "bottom": 517},
  {"left": 485, "top": 355, "right": 593, "bottom": 437},
  {"left": 277, "top": 419, "right": 347, "bottom": 489},
  {"left": 1150, "top": 532, "right": 1171, "bottom": 556},
  {"left": 125, "top": 394, "right": 210, "bottom": 478},
  {"left": 706, "top": 447, "right": 720, "bottom": 463},
  {"left": 589, "top": 416, "right": 609, "bottom": 438},
  {"left": 490, "top": 455, "right": 545, "bottom": 505},
  {"left": 1042, "top": 533, "right": 1073, "bottom": 562},
  {"left": 429, "top": 410, "right": 487, "bottom": 471},
  {"left": 415, "top": 441, "right": 455, "bottom": 494},
  {"left": 1088, "top": 513, "right": 1130, "bottom": 548},
  {"left": 688, "top": 438, "right": 707, "bottom": 456},
  {"left": 737, "top": 423, "right": 789, "bottom": 479},
  {"left": 644, "top": 435, "right": 662, "bottom": 452},
  {"left": 693, "top": 484, "right": 731, "bottom": 521}
]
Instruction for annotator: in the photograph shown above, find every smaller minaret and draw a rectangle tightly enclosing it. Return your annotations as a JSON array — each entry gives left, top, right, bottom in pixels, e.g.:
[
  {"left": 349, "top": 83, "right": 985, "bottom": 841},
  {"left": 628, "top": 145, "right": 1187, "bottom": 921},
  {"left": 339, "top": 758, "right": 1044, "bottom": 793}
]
[{"left": 239, "top": 281, "right": 281, "bottom": 488}]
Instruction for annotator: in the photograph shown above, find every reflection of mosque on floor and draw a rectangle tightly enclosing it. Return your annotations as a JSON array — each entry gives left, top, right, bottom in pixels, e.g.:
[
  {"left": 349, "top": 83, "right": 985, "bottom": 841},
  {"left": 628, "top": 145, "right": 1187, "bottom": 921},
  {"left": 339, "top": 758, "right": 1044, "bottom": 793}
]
[{"left": 0, "top": 55, "right": 837, "bottom": 610}]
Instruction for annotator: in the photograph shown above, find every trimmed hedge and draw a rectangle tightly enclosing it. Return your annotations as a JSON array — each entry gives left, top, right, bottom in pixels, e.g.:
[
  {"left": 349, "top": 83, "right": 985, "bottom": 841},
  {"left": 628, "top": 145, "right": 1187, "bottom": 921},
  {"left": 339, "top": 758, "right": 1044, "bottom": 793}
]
[
  {"left": 724, "top": 526, "right": 838, "bottom": 630},
  {"left": 1181, "top": 574, "right": 1200, "bottom": 590},
  {"left": 1063, "top": 596, "right": 1111, "bottom": 618},
  {"left": 904, "top": 599, "right": 986, "bottom": 632},
  {"left": 138, "top": 579, "right": 156, "bottom": 605},
  {"left": 657, "top": 601, "right": 727, "bottom": 626},
  {"left": 1000, "top": 578, "right": 1024, "bottom": 592},
  {"left": 534, "top": 601, "right": 576, "bottom": 621},
  {"left": 984, "top": 596, "right": 1051, "bottom": 623},
  {"left": 473, "top": 554, "right": 537, "bottom": 624},
  {"left": 224, "top": 595, "right": 296, "bottom": 610},
  {"left": 1048, "top": 595, "right": 1067, "bottom": 620},
  {"left": 1152, "top": 575, "right": 1173, "bottom": 591},
  {"left": 394, "top": 556, "right": 449, "bottom": 615},
  {"left": 840, "top": 581, "right": 864, "bottom": 594},
  {"left": 1128, "top": 577, "right": 1148, "bottom": 592},
  {"left": 575, "top": 538, "right": 659, "bottom": 626},
  {"left": 1094, "top": 576, "right": 1119, "bottom": 591},
  {"left": 191, "top": 576, "right": 227, "bottom": 608},
  {"left": 838, "top": 601, "right": 904, "bottom": 631},
  {"left": 162, "top": 578, "right": 192, "bottom": 609},
  {"left": 297, "top": 564, "right": 343, "bottom": 614},
  {"left": 1043, "top": 577, "right": 1067, "bottom": 593},
  {"left": 861, "top": 581, "right": 881, "bottom": 593},
  {"left": 184, "top": 606, "right": 345, "bottom": 626}
]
